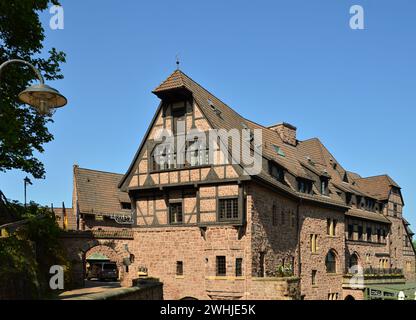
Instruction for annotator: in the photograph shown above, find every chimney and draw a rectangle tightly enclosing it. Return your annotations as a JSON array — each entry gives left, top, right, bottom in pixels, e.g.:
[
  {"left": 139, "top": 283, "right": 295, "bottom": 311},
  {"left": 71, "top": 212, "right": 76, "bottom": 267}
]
[{"left": 268, "top": 122, "right": 297, "bottom": 146}]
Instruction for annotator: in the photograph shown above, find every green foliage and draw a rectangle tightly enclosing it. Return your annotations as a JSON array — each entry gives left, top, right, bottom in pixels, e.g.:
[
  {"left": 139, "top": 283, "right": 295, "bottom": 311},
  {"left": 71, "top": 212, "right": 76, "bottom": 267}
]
[
  {"left": 0, "top": 0, "right": 66, "bottom": 179},
  {"left": 276, "top": 263, "right": 294, "bottom": 277},
  {"left": 0, "top": 202, "right": 71, "bottom": 299}
]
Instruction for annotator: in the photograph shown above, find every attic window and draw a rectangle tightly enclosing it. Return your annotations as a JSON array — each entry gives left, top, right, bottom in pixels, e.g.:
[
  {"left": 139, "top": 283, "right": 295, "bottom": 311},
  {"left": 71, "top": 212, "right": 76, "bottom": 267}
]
[
  {"left": 333, "top": 163, "right": 337, "bottom": 170},
  {"left": 320, "top": 178, "right": 329, "bottom": 196},
  {"left": 269, "top": 162, "right": 284, "bottom": 183},
  {"left": 272, "top": 145, "right": 286, "bottom": 157},
  {"left": 298, "top": 179, "right": 313, "bottom": 194},
  {"left": 121, "top": 202, "right": 132, "bottom": 210},
  {"left": 343, "top": 173, "right": 349, "bottom": 183}
]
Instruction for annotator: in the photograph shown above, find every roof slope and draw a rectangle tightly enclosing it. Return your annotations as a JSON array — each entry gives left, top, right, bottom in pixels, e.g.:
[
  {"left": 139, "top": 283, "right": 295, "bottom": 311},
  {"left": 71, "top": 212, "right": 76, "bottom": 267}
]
[
  {"left": 354, "top": 175, "right": 399, "bottom": 200},
  {"left": 120, "top": 70, "right": 403, "bottom": 219},
  {"left": 75, "top": 166, "right": 130, "bottom": 216}
]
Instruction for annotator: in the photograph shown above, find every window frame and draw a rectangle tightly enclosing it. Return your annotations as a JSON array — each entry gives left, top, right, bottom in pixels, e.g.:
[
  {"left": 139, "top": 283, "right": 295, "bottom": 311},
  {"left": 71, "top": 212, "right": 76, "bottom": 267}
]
[
  {"left": 269, "top": 161, "right": 285, "bottom": 183},
  {"left": 216, "top": 256, "right": 226, "bottom": 276},
  {"left": 218, "top": 197, "right": 239, "bottom": 222},
  {"left": 297, "top": 178, "right": 313, "bottom": 194},
  {"left": 320, "top": 178, "right": 329, "bottom": 195},
  {"left": 169, "top": 201, "right": 184, "bottom": 225},
  {"left": 235, "top": 258, "right": 243, "bottom": 277},
  {"left": 176, "top": 261, "right": 184, "bottom": 276},
  {"left": 325, "top": 250, "right": 337, "bottom": 274}
]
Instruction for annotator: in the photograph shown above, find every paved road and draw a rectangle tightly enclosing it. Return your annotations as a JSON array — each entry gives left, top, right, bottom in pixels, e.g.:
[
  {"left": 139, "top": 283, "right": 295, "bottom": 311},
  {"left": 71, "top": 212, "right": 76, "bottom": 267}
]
[{"left": 58, "top": 280, "right": 121, "bottom": 299}]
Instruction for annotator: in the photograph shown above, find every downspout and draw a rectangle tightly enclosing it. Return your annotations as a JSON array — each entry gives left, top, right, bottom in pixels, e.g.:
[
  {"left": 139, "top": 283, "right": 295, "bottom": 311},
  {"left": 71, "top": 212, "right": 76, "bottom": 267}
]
[{"left": 296, "top": 198, "right": 303, "bottom": 278}]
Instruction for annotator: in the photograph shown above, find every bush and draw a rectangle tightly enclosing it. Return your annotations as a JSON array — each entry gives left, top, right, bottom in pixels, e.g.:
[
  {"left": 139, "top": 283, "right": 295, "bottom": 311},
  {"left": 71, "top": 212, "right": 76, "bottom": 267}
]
[
  {"left": 276, "top": 263, "right": 294, "bottom": 277},
  {"left": 0, "top": 202, "right": 72, "bottom": 299}
]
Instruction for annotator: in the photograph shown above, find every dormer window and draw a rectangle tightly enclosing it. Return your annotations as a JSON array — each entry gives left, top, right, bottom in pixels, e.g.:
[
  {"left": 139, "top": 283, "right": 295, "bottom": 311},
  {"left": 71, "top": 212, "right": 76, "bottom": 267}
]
[
  {"left": 298, "top": 179, "right": 312, "bottom": 194},
  {"left": 356, "top": 196, "right": 362, "bottom": 208},
  {"left": 320, "top": 178, "right": 329, "bottom": 196},
  {"left": 378, "top": 203, "right": 384, "bottom": 213},
  {"left": 346, "top": 193, "right": 352, "bottom": 205},
  {"left": 365, "top": 198, "right": 375, "bottom": 210},
  {"left": 343, "top": 173, "right": 349, "bottom": 183},
  {"left": 121, "top": 202, "right": 132, "bottom": 210},
  {"left": 269, "top": 162, "right": 284, "bottom": 183}
]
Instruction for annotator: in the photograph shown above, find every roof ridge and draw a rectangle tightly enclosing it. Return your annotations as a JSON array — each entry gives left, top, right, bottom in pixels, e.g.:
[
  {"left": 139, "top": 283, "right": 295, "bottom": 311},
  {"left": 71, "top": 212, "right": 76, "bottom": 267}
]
[
  {"left": 357, "top": 174, "right": 389, "bottom": 180},
  {"left": 76, "top": 166, "right": 123, "bottom": 176}
]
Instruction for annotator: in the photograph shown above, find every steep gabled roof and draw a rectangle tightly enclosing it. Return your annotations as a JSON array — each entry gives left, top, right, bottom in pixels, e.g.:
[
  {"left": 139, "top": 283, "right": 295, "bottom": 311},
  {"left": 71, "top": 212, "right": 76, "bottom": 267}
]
[
  {"left": 74, "top": 166, "right": 130, "bottom": 216},
  {"left": 120, "top": 70, "right": 405, "bottom": 217},
  {"left": 153, "top": 70, "right": 186, "bottom": 93},
  {"left": 354, "top": 175, "right": 399, "bottom": 200}
]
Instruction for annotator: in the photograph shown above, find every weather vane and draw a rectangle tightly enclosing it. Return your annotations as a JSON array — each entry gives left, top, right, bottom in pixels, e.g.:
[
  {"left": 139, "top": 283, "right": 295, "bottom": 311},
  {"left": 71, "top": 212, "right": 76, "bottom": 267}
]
[{"left": 176, "top": 54, "right": 180, "bottom": 70}]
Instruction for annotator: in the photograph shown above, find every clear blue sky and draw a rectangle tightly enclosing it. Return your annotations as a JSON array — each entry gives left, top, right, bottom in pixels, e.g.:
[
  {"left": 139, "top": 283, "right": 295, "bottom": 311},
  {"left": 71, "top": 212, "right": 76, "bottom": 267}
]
[{"left": 1, "top": 1, "right": 415, "bottom": 227}]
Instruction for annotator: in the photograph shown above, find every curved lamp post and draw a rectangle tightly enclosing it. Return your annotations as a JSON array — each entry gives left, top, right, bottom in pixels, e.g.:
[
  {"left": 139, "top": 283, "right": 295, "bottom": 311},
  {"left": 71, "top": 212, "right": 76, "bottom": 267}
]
[{"left": 0, "top": 59, "right": 67, "bottom": 115}]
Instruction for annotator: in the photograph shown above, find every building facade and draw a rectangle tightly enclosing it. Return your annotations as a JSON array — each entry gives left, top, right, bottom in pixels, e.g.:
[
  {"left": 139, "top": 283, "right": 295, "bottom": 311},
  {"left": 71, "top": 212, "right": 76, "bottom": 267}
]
[{"left": 68, "top": 70, "right": 416, "bottom": 300}]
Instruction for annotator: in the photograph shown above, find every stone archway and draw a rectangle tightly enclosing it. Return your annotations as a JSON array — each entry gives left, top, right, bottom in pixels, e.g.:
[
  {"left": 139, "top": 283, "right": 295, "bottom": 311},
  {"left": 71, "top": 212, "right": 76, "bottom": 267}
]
[
  {"left": 180, "top": 296, "right": 198, "bottom": 300},
  {"left": 81, "top": 240, "right": 127, "bottom": 282},
  {"left": 345, "top": 295, "right": 355, "bottom": 301}
]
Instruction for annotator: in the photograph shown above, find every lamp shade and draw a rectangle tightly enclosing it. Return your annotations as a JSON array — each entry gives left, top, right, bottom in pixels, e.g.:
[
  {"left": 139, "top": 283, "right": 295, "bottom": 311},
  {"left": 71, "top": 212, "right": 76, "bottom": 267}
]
[{"left": 18, "top": 83, "right": 67, "bottom": 115}]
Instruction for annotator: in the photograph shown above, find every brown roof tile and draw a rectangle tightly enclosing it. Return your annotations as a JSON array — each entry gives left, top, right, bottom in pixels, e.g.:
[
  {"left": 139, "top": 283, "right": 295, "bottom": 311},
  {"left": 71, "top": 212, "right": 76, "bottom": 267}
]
[
  {"left": 120, "top": 70, "right": 404, "bottom": 216},
  {"left": 346, "top": 208, "right": 391, "bottom": 224},
  {"left": 75, "top": 166, "right": 131, "bottom": 216},
  {"left": 354, "top": 175, "right": 399, "bottom": 200}
]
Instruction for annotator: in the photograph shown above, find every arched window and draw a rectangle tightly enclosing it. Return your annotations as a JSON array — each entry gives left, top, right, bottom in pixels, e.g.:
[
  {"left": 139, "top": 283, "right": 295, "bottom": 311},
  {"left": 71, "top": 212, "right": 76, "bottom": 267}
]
[
  {"left": 325, "top": 250, "right": 337, "bottom": 273},
  {"left": 349, "top": 253, "right": 358, "bottom": 269}
]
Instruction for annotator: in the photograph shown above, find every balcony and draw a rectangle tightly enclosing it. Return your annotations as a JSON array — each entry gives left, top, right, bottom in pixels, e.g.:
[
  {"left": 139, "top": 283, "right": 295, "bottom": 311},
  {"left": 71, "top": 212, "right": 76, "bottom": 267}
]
[{"left": 343, "top": 267, "right": 405, "bottom": 289}]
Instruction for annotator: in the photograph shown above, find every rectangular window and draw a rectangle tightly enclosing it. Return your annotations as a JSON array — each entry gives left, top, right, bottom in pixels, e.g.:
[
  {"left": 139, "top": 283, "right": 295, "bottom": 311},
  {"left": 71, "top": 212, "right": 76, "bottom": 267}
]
[
  {"left": 270, "top": 163, "right": 284, "bottom": 182},
  {"left": 176, "top": 261, "right": 183, "bottom": 276},
  {"left": 312, "top": 270, "right": 317, "bottom": 285},
  {"left": 348, "top": 224, "right": 354, "bottom": 240},
  {"left": 298, "top": 179, "right": 312, "bottom": 194},
  {"left": 216, "top": 256, "right": 226, "bottom": 276},
  {"left": 121, "top": 202, "right": 132, "bottom": 210},
  {"left": 218, "top": 198, "right": 239, "bottom": 221},
  {"left": 327, "top": 219, "right": 336, "bottom": 236},
  {"left": 366, "top": 227, "right": 372, "bottom": 242},
  {"left": 321, "top": 179, "right": 328, "bottom": 195},
  {"left": 379, "top": 203, "right": 383, "bottom": 213},
  {"left": 377, "top": 229, "right": 381, "bottom": 243},
  {"left": 393, "top": 203, "right": 398, "bottom": 216},
  {"left": 356, "top": 196, "right": 362, "bottom": 208},
  {"left": 346, "top": 193, "right": 352, "bottom": 205},
  {"left": 358, "top": 226, "right": 363, "bottom": 241},
  {"left": 310, "top": 234, "right": 318, "bottom": 253},
  {"left": 169, "top": 202, "right": 183, "bottom": 224},
  {"left": 235, "top": 258, "right": 243, "bottom": 277}
]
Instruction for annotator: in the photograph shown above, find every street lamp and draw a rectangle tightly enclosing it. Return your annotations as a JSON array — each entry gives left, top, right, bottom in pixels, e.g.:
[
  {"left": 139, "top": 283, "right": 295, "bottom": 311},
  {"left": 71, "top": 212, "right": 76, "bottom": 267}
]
[
  {"left": 0, "top": 59, "right": 67, "bottom": 115},
  {"left": 23, "top": 176, "right": 32, "bottom": 208}
]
